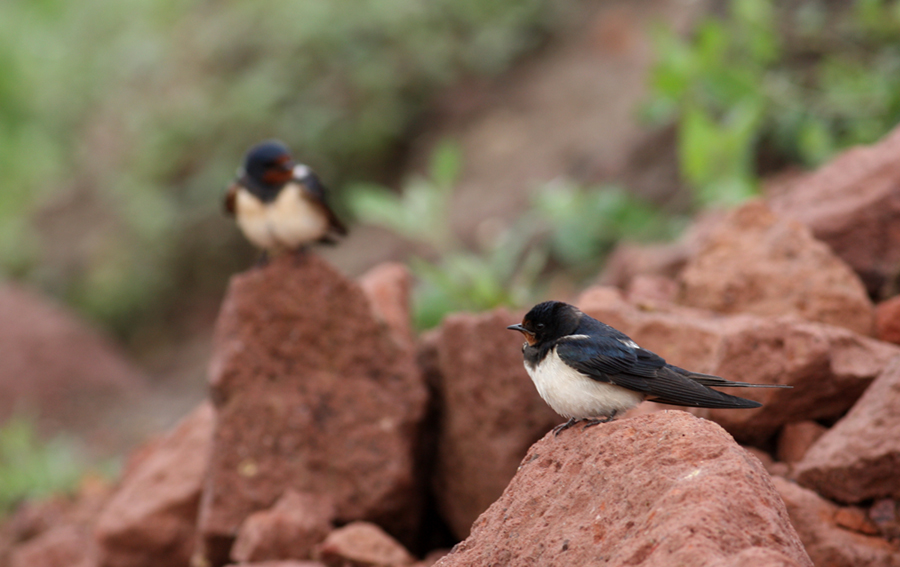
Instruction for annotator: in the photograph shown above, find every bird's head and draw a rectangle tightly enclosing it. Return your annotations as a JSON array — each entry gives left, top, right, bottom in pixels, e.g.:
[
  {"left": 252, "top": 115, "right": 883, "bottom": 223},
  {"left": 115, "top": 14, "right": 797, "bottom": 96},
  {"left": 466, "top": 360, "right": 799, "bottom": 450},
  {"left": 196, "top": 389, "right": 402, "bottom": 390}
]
[
  {"left": 507, "top": 301, "right": 582, "bottom": 346},
  {"left": 238, "top": 140, "right": 296, "bottom": 191}
]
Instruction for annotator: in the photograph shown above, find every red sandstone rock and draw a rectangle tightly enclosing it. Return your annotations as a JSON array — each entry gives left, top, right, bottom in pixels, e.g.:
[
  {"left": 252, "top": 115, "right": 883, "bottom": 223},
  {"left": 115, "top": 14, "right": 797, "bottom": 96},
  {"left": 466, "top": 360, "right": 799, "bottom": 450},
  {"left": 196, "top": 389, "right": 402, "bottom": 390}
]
[
  {"left": 231, "top": 490, "right": 335, "bottom": 563},
  {"left": 678, "top": 200, "right": 874, "bottom": 336},
  {"left": 578, "top": 287, "right": 899, "bottom": 445},
  {"left": 315, "top": 522, "right": 415, "bottom": 567},
  {"left": 598, "top": 209, "right": 727, "bottom": 290},
  {"left": 359, "top": 262, "right": 414, "bottom": 350},
  {"left": 795, "top": 355, "right": 900, "bottom": 503},
  {"left": 95, "top": 402, "right": 214, "bottom": 567},
  {"left": 412, "top": 550, "right": 449, "bottom": 567},
  {"left": 598, "top": 241, "right": 690, "bottom": 289},
  {"left": 876, "top": 295, "right": 900, "bottom": 345},
  {"left": 625, "top": 274, "right": 678, "bottom": 306},
  {"left": 5, "top": 498, "right": 72, "bottom": 544},
  {"left": 869, "top": 499, "right": 900, "bottom": 540},
  {"left": 435, "top": 411, "right": 811, "bottom": 567},
  {"left": 771, "top": 477, "right": 900, "bottom": 566},
  {"left": 0, "top": 283, "right": 146, "bottom": 437},
  {"left": 198, "top": 254, "right": 427, "bottom": 562},
  {"left": 833, "top": 507, "right": 881, "bottom": 536},
  {"left": 9, "top": 525, "right": 97, "bottom": 567},
  {"left": 423, "top": 308, "right": 560, "bottom": 539},
  {"left": 743, "top": 446, "right": 789, "bottom": 478},
  {"left": 225, "top": 562, "right": 326, "bottom": 567},
  {"left": 777, "top": 421, "right": 827, "bottom": 464},
  {"left": 769, "top": 124, "right": 900, "bottom": 297},
  {"left": 0, "top": 477, "right": 112, "bottom": 567}
]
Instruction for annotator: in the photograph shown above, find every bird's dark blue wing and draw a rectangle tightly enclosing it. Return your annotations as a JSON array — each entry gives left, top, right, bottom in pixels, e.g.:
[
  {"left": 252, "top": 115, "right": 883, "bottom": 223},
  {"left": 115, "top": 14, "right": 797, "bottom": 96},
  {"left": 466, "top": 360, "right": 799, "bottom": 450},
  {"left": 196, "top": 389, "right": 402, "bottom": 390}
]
[
  {"left": 294, "top": 168, "right": 348, "bottom": 236},
  {"left": 556, "top": 336, "right": 762, "bottom": 409},
  {"left": 296, "top": 169, "right": 327, "bottom": 201},
  {"left": 556, "top": 336, "right": 665, "bottom": 380}
]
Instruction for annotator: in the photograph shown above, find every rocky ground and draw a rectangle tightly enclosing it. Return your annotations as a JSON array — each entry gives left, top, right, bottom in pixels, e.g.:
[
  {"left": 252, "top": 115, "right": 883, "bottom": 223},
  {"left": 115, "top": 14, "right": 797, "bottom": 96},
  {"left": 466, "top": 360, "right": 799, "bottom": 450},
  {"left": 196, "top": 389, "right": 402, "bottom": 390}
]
[{"left": 5, "top": 124, "right": 900, "bottom": 566}]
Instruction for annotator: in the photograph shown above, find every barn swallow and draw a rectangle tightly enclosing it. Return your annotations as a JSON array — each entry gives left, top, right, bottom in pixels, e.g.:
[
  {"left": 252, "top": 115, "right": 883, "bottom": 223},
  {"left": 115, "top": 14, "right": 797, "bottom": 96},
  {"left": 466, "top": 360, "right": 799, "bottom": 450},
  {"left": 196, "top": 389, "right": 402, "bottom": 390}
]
[
  {"left": 508, "top": 301, "right": 790, "bottom": 435},
  {"left": 225, "top": 140, "right": 347, "bottom": 253}
]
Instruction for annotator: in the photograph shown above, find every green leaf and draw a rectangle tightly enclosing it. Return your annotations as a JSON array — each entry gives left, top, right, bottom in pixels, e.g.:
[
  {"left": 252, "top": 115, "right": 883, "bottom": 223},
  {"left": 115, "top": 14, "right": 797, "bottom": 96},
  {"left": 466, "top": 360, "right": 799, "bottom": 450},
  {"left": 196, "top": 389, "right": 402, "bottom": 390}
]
[{"left": 428, "top": 139, "right": 462, "bottom": 190}]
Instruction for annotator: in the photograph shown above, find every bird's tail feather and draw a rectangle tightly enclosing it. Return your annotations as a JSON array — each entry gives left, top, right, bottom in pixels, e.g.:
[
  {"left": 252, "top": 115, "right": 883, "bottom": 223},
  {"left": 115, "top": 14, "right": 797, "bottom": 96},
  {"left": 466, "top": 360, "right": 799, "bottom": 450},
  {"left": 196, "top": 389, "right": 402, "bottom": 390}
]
[
  {"left": 671, "top": 367, "right": 792, "bottom": 389},
  {"left": 611, "top": 366, "right": 766, "bottom": 409}
]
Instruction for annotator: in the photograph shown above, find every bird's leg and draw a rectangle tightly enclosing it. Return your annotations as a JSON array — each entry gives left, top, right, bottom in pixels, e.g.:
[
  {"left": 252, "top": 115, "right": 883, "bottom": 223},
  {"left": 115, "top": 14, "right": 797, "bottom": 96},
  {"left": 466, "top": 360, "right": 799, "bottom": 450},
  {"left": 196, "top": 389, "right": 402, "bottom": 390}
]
[
  {"left": 255, "top": 250, "right": 270, "bottom": 267},
  {"left": 583, "top": 410, "right": 618, "bottom": 429},
  {"left": 553, "top": 418, "right": 580, "bottom": 436}
]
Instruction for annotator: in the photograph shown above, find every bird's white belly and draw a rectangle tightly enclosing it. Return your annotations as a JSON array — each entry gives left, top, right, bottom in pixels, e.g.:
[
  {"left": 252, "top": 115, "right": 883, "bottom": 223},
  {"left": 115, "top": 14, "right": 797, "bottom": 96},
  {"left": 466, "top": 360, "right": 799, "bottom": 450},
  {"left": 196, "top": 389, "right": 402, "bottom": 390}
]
[
  {"left": 235, "top": 185, "right": 328, "bottom": 250},
  {"left": 525, "top": 349, "right": 645, "bottom": 419},
  {"left": 235, "top": 190, "right": 276, "bottom": 249}
]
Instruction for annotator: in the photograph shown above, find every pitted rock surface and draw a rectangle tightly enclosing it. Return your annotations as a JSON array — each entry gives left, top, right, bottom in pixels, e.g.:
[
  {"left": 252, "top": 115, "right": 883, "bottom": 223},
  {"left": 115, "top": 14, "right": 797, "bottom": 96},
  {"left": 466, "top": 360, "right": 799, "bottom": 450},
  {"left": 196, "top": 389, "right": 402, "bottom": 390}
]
[
  {"left": 679, "top": 200, "right": 874, "bottom": 336},
  {"left": 96, "top": 402, "right": 214, "bottom": 567},
  {"left": 795, "top": 355, "right": 900, "bottom": 503},
  {"left": 435, "top": 411, "right": 811, "bottom": 567},
  {"left": 769, "top": 123, "right": 900, "bottom": 297},
  {"left": 773, "top": 477, "right": 900, "bottom": 567},
  {"left": 198, "top": 253, "right": 427, "bottom": 560}
]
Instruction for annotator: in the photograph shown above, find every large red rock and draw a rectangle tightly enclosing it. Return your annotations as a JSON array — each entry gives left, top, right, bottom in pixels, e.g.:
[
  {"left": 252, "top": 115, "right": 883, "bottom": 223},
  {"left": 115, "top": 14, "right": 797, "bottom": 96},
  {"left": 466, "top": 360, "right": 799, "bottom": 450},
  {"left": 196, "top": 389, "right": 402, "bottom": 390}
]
[
  {"left": 578, "top": 287, "right": 899, "bottom": 445},
  {"left": 225, "top": 562, "right": 326, "bottom": 567},
  {"left": 794, "top": 355, "right": 900, "bottom": 503},
  {"left": 9, "top": 525, "right": 97, "bottom": 567},
  {"left": 678, "top": 200, "right": 874, "bottom": 336},
  {"left": 95, "top": 402, "right": 214, "bottom": 567},
  {"left": 422, "top": 309, "right": 560, "bottom": 539},
  {"left": 769, "top": 123, "right": 900, "bottom": 297},
  {"left": 0, "top": 283, "right": 146, "bottom": 437},
  {"left": 315, "top": 522, "right": 415, "bottom": 567},
  {"left": 0, "top": 477, "right": 112, "bottom": 567},
  {"left": 230, "top": 490, "right": 335, "bottom": 563},
  {"left": 869, "top": 499, "right": 900, "bottom": 541},
  {"left": 776, "top": 421, "right": 826, "bottom": 464},
  {"left": 875, "top": 295, "right": 900, "bottom": 345},
  {"left": 435, "top": 412, "right": 811, "bottom": 567},
  {"left": 772, "top": 477, "right": 900, "bottom": 566},
  {"left": 597, "top": 209, "right": 726, "bottom": 290},
  {"left": 198, "top": 254, "right": 427, "bottom": 563},
  {"left": 597, "top": 241, "right": 690, "bottom": 289},
  {"left": 358, "top": 262, "right": 414, "bottom": 351}
]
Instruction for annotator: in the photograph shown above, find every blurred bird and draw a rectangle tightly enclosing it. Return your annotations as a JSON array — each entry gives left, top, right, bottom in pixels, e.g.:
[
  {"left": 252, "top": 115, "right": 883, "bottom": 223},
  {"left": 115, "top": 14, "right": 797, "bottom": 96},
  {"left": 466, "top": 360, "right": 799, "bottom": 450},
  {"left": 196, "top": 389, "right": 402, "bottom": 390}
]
[
  {"left": 507, "top": 301, "right": 791, "bottom": 435},
  {"left": 225, "top": 140, "right": 347, "bottom": 254}
]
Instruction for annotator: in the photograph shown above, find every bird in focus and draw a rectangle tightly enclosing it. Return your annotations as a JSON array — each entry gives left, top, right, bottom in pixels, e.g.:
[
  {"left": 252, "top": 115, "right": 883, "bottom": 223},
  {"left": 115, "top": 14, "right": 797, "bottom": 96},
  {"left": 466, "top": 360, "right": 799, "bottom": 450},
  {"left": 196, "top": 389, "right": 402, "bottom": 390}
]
[
  {"left": 225, "top": 140, "right": 347, "bottom": 255},
  {"left": 507, "top": 301, "right": 791, "bottom": 435}
]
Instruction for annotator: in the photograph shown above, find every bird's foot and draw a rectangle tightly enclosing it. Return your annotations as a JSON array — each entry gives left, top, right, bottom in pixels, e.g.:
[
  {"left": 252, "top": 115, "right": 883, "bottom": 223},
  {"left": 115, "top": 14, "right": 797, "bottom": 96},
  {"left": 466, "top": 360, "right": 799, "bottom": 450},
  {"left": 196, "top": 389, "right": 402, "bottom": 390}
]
[
  {"left": 582, "top": 410, "right": 618, "bottom": 429},
  {"left": 553, "top": 418, "right": 580, "bottom": 436}
]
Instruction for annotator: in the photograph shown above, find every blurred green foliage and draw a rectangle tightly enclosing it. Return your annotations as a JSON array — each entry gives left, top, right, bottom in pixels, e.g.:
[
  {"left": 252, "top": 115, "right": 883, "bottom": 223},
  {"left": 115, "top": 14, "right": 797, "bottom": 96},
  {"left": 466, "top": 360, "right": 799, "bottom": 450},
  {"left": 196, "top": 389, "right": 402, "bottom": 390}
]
[
  {"left": 0, "top": 417, "right": 90, "bottom": 514},
  {"left": 646, "top": 0, "right": 900, "bottom": 207},
  {"left": 350, "top": 142, "right": 682, "bottom": 328},
  {"left": 532, "top": 180, "right": 683, "bottom": 274},
  {"left": 0, "top": 0, "right": 555, "bottom": 340}
]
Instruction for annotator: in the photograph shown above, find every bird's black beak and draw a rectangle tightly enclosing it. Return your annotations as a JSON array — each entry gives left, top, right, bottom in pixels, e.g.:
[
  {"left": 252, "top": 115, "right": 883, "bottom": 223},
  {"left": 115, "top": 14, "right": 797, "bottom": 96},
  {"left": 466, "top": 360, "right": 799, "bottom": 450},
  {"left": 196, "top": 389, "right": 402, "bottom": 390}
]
[{"left": 508, "top": 323, "right": 536, "bottom": 346}]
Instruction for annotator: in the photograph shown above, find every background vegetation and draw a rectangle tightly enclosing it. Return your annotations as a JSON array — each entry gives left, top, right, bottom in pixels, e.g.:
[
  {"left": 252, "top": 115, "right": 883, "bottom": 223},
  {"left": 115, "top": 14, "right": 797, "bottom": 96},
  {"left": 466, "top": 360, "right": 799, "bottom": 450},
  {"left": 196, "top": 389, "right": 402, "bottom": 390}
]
[
  {"left": 645, "top": 0, "right": 900, "bottom": 206},
  {"left": 349, "top": 142, "right": 682, "bottom": 328},
  {"left": 354, "top": 0, "right": 900, "bottom": 328},
  {"left": 0, "top": 417, "right": 93, "bottom": 514},
  {"left": 0, "top": 0, "right": 556, "bottom": 342},
  {"left": 3, "top": 0, "right": 900, "bottom": 336}
]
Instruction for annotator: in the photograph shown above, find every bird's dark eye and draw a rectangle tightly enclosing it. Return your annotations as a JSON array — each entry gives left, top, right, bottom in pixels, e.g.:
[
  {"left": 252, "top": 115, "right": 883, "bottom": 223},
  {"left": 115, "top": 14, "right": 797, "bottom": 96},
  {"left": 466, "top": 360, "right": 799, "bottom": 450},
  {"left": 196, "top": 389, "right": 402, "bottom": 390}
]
[{"left": 535, "top": 323, "right": 546, "bottom": 331}]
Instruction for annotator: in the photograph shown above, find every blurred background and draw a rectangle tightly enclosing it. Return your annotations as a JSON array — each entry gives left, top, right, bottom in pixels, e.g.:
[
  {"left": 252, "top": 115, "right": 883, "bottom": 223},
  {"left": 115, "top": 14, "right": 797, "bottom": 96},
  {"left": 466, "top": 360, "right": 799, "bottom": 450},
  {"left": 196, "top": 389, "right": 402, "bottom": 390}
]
[{"left": 2, "top": 0, "right": 900, "bottom": 512}]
